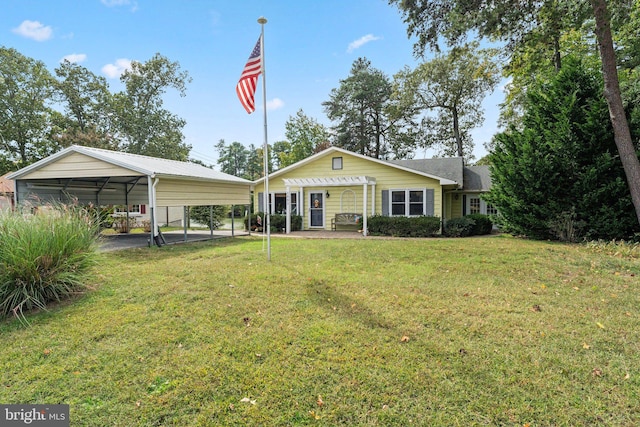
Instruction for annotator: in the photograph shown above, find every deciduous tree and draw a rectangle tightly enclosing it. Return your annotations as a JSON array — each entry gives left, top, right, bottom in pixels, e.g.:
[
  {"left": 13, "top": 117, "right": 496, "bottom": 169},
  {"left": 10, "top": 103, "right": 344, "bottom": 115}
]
[
  {"left": 394, "top": 43, "right": 499, "bottom": 160},
  {"left": 390, "top": 0, "right": 640, "bottom": 225},
  {"left": 113, "top": 53, "right": 192, "bottom": 160},
  {"left": 272, "top": 109, "right": 330, "bottom": 169},
  {"left": 0, "top": 47, "right": 57, "bottom": 171},
  {"left": 52, "top": 60, "right": 118, "bottom": 150}
]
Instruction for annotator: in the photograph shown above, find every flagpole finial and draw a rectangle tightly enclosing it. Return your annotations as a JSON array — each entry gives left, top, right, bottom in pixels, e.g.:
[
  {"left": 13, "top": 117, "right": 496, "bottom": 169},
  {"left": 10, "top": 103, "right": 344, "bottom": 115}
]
[{"left": 258, "top": 17, "right": 267, "bottom": 24}]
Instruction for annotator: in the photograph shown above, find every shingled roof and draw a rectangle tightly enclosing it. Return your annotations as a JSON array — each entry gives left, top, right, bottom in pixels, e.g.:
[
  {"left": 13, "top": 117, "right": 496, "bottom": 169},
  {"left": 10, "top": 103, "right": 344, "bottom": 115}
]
[{"left": 388, "top": 157, "right": 465, "bottom": 188}]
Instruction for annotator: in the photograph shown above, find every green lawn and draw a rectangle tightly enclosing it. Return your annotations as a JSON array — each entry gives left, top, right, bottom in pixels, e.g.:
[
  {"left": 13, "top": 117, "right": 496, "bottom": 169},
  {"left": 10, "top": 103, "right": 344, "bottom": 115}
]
[{"left": 1, "top": 235, "right": 639, "bottom": 426}]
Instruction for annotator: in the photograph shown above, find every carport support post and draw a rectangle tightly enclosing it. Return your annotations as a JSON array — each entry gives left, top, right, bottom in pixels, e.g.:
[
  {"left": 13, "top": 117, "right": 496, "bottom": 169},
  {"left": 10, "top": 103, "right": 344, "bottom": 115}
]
[
  {"left": 231, "top": 205, "right": 235, "bottom": 237},
  {"left": 184, "top": 206, "right": 188, "bottom": 242},
  {"left": 209, "top": 206, "right": 214, "bottom": 238},
  {"left": 147, "top": 175, "right": 156, "bottom": 247}
]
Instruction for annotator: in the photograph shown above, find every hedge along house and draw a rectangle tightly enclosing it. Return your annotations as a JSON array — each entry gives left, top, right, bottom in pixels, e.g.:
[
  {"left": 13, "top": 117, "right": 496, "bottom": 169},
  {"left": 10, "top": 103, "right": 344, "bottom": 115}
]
[
  {"left": 8, "top": 145, "right": 252, "bottom": 244},
  {"left": 252, "top": 146, "right": 494, "bottom": 236}
]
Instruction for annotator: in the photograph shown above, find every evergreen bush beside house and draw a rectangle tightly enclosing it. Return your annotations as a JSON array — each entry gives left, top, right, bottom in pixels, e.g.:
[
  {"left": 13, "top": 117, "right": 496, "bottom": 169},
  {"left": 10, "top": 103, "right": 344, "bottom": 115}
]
[
  {"left": 0, "top": 202, "right": 100, "bottom": 319},
  {"left": 443, "top": 217, "right": 476, "bottom": 237},
  {"left": 368, "top": 215, "right": 442, "bottom": 237},
  {"left": 485, "top": 57, "right": 639, "bottom": 241}
]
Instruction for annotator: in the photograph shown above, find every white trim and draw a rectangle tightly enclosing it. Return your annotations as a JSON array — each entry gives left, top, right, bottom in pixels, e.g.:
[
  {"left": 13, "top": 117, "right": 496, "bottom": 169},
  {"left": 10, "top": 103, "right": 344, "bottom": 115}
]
[
  {"left": 340, "top": 189, "right": 357, "bottom": 212},
  {"left": 283, "top": 176, "right": 375, "bottom": 187},
  {"left": 389, "top": 188, "right": 427, "bottom": 217},
  {"left": 466, "top": 195, "right": 497, "bottom": 215},
  {"left": 255, "top": 146, "right": 457, "bottom": 186}
]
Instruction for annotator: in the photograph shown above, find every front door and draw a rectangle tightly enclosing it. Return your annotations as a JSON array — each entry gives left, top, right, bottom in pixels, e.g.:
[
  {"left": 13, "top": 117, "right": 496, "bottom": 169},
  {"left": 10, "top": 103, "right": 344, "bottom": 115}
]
[{"left": 309, "top": 192, "right": 324, "bottom": 228}]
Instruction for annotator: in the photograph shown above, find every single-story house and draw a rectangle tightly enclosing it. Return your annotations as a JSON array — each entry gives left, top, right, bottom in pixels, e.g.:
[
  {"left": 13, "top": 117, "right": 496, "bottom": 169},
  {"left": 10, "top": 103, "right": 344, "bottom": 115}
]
[
  {"left": 252, "top": 146, "right": 495, "bottom": 236},
  {"left": 0, "top": 172, "right": 15, "bottom": 210},
  {"left": 8, "top": 145, "right": 253, "bottom": 243}
]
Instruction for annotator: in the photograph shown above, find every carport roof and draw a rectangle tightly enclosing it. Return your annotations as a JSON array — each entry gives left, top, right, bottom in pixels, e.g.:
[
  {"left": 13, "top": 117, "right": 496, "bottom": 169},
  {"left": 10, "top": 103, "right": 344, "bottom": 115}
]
[{"left": 8, "top": 145, "right": 251, "bottom": 184}]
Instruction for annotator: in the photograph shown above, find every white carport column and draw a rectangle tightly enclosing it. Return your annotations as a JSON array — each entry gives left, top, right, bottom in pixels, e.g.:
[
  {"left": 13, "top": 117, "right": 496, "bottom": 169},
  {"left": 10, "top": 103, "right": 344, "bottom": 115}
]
[
  {"left": 147, "top": 175, "right": 157, "bottom": 245},
  {"left": 362, "top": 183, "right": 368, "bottom": 237},
  {"left": 285, "top": 185, "right": 291, "bottom": 234}
]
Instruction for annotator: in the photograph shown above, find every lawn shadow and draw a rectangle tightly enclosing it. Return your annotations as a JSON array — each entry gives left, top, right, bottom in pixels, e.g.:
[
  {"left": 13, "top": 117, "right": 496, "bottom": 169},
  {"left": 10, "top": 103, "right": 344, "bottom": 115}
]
[{"left": 305, "top": 279, "right": 395, "bottom": 330}]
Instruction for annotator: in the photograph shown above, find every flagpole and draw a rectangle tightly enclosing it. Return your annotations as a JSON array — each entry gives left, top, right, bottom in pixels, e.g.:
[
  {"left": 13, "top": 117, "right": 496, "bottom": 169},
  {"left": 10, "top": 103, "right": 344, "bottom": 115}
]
[{"left": 258, "top": 16, "right": 271, "bottom": 261}]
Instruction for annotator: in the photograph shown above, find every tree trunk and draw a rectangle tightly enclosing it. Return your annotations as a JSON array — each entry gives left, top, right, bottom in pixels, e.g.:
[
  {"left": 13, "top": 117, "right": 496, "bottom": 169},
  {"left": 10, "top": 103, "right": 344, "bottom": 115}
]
[
  {"left": 452, "top": 107, "right": 463, "bottom": 157},
  {"left": 591, "top": 0, "right": 640, "bottom": 225}
]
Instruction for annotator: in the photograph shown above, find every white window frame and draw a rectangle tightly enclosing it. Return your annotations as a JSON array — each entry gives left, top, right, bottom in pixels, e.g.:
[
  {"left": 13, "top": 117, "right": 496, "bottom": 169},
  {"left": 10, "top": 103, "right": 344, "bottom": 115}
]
[
  {"left": 268, "top": 192, "right": 299, "bottom": 215},
  {"left": 332, "top": 157, "right": 343, "bottom": 170},
  {"left": 466, "top": 196, "right": 497, "bottom": 216},
  {"left": 389, "top": 188, "right": 426, "bottom": 217},
  {"left": 114, "top": 204, "right": 141, "bottom": 215}
]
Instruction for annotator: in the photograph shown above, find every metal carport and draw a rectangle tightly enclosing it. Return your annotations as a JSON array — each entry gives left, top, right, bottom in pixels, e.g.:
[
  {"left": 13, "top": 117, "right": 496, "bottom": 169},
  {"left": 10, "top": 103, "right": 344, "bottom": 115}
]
[{"left": 7, "top": 145, "right": 252, "bottom": 246}]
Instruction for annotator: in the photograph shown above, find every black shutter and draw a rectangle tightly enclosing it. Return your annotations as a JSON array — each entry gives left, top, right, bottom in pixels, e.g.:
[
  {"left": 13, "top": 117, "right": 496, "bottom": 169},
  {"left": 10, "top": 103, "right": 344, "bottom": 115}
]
[
  {"left": 382, "top": 190, "right": 389, "bottom": 216},
  {"left": 462, "top": 195, "right": 467, "bottom": 216}
]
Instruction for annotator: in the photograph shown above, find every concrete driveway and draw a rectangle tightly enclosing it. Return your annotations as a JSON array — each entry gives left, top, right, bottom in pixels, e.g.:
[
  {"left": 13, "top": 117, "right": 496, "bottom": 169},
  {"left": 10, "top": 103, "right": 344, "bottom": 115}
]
[{"left": 99, "top": 230, "right": 250, "bottom": 251}]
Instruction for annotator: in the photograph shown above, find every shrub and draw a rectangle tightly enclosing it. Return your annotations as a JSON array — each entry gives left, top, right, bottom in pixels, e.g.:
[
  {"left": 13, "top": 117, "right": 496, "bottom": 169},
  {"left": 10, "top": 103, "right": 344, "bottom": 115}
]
[
  {"left": 368, "top": 215, "right": 441, "bottom": 237},
  {"left": 444, "top": 217, "right": 476, "bottom": 237},
  {"left": 245, "top": 212, "right": 302, "bottom": 232},
  {"left": 465, "top": 214, "right": 493, "bottom": 235},
  {"left": 188, "top": 205, "right": 226, "bottom": 230},
  {"left": 0, "top": 202, "right": 100, "bottom": 319},
  {"left": 85, "top": 205, "right": 115, "bottom": 230}
]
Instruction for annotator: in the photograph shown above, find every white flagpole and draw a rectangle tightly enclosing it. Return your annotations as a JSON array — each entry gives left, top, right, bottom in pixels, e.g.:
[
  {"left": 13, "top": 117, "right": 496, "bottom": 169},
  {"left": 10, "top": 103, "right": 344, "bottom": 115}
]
[{"left": 258, "top": 16, "right": 271, "bottom": 261}]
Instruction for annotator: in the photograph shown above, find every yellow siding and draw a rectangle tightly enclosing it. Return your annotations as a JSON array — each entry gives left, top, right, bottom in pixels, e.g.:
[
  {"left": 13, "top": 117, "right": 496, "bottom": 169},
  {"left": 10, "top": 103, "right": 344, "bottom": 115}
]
[
  {"left": 448, "top": 193, "right": 464, "bottom": 219},
  {"left": 156, "top": 178, "right": 250, "bottom": 206},
  {"left": 255, "top": 151, "right": 443, "bottom": 230},
  {"left": 22, "top": 152, "right": 136, "bottom": 179}
]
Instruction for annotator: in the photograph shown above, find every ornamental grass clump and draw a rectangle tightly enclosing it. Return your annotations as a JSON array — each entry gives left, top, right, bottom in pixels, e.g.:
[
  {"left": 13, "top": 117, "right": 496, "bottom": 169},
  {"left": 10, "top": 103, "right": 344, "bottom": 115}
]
[{"left": 0, "top": 202, "right": 101, "bottom": 319}]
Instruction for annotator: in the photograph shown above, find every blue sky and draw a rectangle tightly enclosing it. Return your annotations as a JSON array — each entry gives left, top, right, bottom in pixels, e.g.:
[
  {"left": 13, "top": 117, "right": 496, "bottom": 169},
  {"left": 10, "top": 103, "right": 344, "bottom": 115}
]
[{"left": 4, "top": 0, "right": 504, "bottom": 166}]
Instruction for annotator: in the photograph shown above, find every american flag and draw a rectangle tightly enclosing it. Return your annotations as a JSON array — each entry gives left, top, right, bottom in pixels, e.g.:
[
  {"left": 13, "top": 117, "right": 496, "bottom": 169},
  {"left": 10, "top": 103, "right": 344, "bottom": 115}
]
[{"left": 236, "top": 37, "right": 262, "bottom": 114}]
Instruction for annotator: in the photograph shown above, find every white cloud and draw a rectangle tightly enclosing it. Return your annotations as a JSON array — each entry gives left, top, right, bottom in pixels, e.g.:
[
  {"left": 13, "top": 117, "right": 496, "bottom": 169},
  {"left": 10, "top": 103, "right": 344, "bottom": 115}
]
[
  {"left": 267, "top": 98, "right": 284, "bottom": 111},
  {"left": 61, "top": 53, "right": 87, "bottom": 64},
  {"left": 102, "top": 58, "right": 133, "bottom": 78},
  {"left": 101, "top": 0, "right": 139, "bottom": 11},
  {"left": 347, "top": 34, "right": 381, "bottom": 53},
  {"left": 12, "top": 20, "right": 53, "bottom": 41},
  {"left": 101, "top": 0, "right": 129, "bottom": 5}
]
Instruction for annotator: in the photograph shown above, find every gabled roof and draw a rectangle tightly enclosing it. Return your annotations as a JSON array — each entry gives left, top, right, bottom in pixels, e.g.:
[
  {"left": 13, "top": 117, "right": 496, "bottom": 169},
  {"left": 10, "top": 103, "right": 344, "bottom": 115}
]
[
  {"left": 463, "top": 165, "right": 492, "bottom": 191},
  {"left": 8, "top": 145, "right": 251, "bottom": 184},
  {"left": 255, "top": 146, "right": 458, "bottom": 186}
]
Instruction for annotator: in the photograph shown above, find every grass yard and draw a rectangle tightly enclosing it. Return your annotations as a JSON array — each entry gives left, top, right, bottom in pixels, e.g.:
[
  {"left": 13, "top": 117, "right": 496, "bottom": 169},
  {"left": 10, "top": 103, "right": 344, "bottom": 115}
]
[{"left": 1, "top": 235, "right": 639, "bottom": 426}]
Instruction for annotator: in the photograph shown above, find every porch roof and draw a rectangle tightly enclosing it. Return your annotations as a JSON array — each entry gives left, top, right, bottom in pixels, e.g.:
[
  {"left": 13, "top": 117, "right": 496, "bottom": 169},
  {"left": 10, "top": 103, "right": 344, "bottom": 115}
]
[{"left": 283, "top": 176, "right": 376, "bottom": 187}]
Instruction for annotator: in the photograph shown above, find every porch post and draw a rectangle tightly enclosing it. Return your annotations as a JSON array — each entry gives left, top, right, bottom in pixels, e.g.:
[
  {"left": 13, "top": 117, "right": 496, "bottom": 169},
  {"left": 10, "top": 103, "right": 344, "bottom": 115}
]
[
  {"left": 285, "top": 185, "right": 291, "bottom": 234},
  {"left": 362, "top": 183, "right": 368, "bottom": 237},
  {"left": 299, "top": 187, "right": 304, "bottom": 230},
  {"left": 371, "top": 183, "right": 376, "bottom": 215}
]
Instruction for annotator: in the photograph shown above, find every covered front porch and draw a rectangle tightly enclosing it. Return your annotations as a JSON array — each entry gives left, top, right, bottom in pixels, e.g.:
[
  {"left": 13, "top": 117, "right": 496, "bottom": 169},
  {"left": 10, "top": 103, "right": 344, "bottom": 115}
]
[{"left": 280, "top": 176, "right": 377, "bottom": 236}]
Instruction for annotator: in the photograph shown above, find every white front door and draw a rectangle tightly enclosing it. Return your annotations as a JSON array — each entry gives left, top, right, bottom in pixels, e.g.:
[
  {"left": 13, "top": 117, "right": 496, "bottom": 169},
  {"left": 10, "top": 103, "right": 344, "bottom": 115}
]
[{"left": 309, "top": 192, "right": 324, "bottom": 228}]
